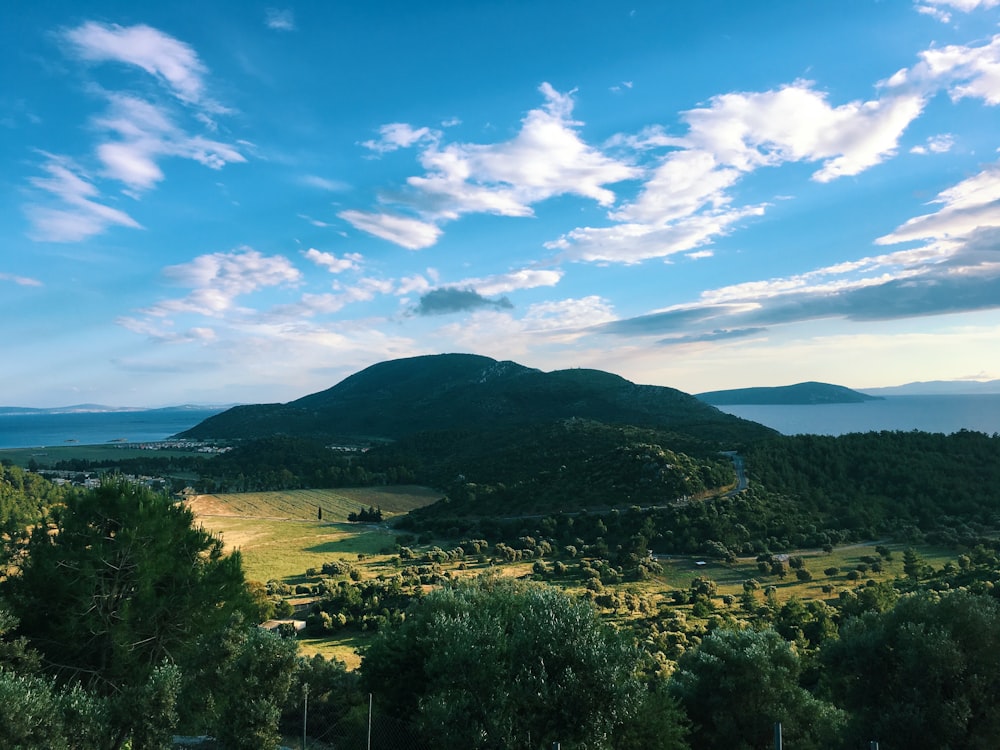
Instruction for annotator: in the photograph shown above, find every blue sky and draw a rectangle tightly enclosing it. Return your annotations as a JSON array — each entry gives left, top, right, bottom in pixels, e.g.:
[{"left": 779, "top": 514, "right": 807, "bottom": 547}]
[{"left": 5, "top": 0, "right": 1000, "bottom": 407}]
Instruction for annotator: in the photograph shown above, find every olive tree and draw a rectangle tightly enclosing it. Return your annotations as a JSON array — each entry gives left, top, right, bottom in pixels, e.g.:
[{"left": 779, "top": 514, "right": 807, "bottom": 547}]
[{"left": 361, "top": 575, "right": 685, "bottom": 749}]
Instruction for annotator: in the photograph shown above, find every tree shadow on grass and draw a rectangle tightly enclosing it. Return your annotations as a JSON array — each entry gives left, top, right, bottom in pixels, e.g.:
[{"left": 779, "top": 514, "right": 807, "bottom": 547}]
[{"left": 303, "top": 529, "right": 395, "bottom": 556}]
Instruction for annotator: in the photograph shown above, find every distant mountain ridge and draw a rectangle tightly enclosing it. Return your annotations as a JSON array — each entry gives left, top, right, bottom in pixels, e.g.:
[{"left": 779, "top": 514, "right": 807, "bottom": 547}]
[
  {"left": 0, "top": 404, "right": 239, "bottom": 416},
  {"left": 180, "top": 353, "right": 775, "bottom": 444},
  {"left": 697, "top": 382, "right": 881, "bottom": 405},
  {"left": 861, "top": 379, "right": 1000, "bottom": 396}
]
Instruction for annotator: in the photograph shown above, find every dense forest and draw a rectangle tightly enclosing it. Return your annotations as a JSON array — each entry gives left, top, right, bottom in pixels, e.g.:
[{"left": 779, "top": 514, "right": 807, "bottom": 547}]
[
  {"left": 6, "top": 474, "right": 1000, "bottom": 748},
  {"left": 7, "top": 418, "right": 1000, "bottom": 747}
]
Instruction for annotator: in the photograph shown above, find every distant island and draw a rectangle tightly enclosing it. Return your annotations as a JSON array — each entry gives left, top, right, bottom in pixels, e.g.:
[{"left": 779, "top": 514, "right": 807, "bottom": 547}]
[
  {"left": 861, "top": 379, "right": 1000, "bottom": 396},
  {"left": 696, "top": 381, "right": 882, "bottom": 405}
]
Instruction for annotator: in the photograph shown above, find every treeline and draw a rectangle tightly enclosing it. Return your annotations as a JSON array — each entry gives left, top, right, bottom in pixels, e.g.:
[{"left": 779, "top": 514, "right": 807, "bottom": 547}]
[
  {"left": 47, "top": 436, "right": 416, "bottom": 493},
  {"left": 41, "top": 423, "right": 733, "bottom": 512},
  {"left": 401, "top": 484, "right": 867, "bottom": 564},
  {"left": 0, "top": 477, "right": 379, "bottom": 749},
  {"left": 0, "top": 461, "right": 64, "bottom": 535},
  {"left": 746, "top": 430, "right": 1000, "bottom": 536},
  {"left": 401, "top": 429, "right": 1000, "bottom": 559}
]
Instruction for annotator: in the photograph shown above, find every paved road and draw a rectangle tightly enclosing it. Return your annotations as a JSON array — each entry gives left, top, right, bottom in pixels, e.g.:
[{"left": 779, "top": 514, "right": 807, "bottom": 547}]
[{"left": 721, "top": 450, "right": 748, "bottom": 495}]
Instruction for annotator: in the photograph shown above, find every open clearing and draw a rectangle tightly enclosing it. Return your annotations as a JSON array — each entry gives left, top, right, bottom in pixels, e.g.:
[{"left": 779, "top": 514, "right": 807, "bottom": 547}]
[
  {"left": 187, "top": 486, "right": 440, "bottom": 581},
  {"left": 189, "top": 487, "right": 965, "bottom": 666}
]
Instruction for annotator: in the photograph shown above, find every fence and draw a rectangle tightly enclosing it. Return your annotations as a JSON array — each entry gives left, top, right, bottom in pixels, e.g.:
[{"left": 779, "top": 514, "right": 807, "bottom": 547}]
[{"left": 291, "top": 692, "right": 426, "bottom": 750}]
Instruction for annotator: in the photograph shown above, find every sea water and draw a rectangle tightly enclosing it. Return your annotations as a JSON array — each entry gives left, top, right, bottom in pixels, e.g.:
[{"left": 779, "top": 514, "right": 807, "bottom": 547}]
[
  {"left": 0, "top": 408, "right": 227, "bottom": 449},
  {"left": 714, "top": 394, "right": 1000, "bottom": 437}
]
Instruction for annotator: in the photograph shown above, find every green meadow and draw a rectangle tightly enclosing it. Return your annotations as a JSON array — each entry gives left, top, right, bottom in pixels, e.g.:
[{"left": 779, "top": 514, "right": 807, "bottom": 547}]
[{"left": 188, "top": 486, "right": 440, "bottom": 582}]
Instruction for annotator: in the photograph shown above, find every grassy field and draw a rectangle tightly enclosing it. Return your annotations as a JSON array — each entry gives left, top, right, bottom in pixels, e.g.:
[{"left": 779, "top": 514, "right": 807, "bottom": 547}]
[
  {"left": 190, "top": 488, "right": 965, "bottom": 667},
  {"left": 188, "top": 486, "right": 440, "bottom": 582},
  {"left": 654, "top": 542, "right": 957, "bottom": 603}
]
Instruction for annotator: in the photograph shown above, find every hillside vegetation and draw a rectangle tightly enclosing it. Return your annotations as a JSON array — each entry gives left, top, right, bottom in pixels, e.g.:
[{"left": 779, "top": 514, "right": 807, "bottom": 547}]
[
  {"left": 181, "top": 353, "right": 775, "bottom": 444},
  {"left": 697, "top": 381, "right": 881, "bottom": 405}
]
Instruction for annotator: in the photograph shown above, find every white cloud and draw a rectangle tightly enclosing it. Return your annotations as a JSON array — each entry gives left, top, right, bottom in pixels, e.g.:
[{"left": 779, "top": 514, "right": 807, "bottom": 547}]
[
  {"left": 609, "top": 149, "right": 740, "bottom": 224},
  {"left": 338, "top": 209, "right": 442, "bottom": 249},
  {"left": 117, "top": 316, "right": 218, "bottom": 344},
  {"left": 920, "top": 0, "right": 999, "bottom": 11},
  {"left": 266, "top": 277, "right": 396, "bottom": 319},
  {"left": 679, "top": 83, "right": 925, "bottom": 181},
  {"left": 406, "top": 83, "right": 640, "bottom": 220},
  {"left": 878, "top": 161, "right": 1000, "bottom": 244},
  {"left": 303, "top": 248, "right": 363, "bottom": 273},
  {"left": 430, "top": 295, "right": 618, "bottom": 355},
  {"left": 553, "top": 79, "right": 926, "bottom": 264},
  {"left": 396, "top": 272, "right": 438, "bottom": 296},
  {"left": 911, "top": 133, "right": 955, "bottom": 154},
  {"left": 889, "top": 35, "right": 1000, "bottom": 105},
  {"left": 522, "top": 296, "right": 617, "bottom": 332},
  {"left": 458, "top": 268, "right": 564, "bottom": 296},
  {"left": 26, "top": 156, "right": 142, "bottom": 241},
  {"left": 345, "top": 84, "right": 642, "bottom": 249},
  {"left": 301, "top": 175, "right": 349, "bottom": 191},
  {"left": 25, "top": 23, "right": 242, "bottom": 242},
  {"left": 0, "top": 272, "right": 43, "bottom": 287},
  {"left": 547, "top": 204, "right": 766, "bottom": 264},
  {"left": 144, "top": 248, "right": 301, "bottom": 318},
  {"left": 63, "top": 22, "right": 220, "bottom": 111},
  {"left": 91, "top": 93, "right": 244, "bottom": 191},
  {"left": 265, "top": 8, "right": 296, "bottom": 31},
  {"left": 916, "top": 4, "right": 953, "bottom": 22},
  {"left": 362, "top": 123, "right": 438, "bottom": 154}
]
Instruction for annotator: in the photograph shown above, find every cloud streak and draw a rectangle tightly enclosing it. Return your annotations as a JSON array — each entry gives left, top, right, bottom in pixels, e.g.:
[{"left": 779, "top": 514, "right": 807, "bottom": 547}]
[
  {"left": 63, "top": 22, "right": 220, "bottom": 110},
  {"left": 24, "top": 22, "right": 243, "bottom": 242},
  {"left": 26, "top": 156, "right": 142, "bottom": 242},
  {"left": 594, "top": 160, "right": 1000, "bottom": 342}
]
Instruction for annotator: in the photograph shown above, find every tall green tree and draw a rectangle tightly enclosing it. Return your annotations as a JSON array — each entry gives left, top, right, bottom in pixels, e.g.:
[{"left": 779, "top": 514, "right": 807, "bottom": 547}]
[
  {"left": 361, "top": 575, "right": 682, "bottom": 749},
  {"left": 822, "top": 589, "right": 1000, "bottom": 749},
  {"left": 186, "top": 616, "right": 299, "bottom": 750},
  {"left": 670, "top": 627, "right": 844, "bottom": 750},
  {"left": 1, "top": 477, "right": 259, "bottom": 748}
]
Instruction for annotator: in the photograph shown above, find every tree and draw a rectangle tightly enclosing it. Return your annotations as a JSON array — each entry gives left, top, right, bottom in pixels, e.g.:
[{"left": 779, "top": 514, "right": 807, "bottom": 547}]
[
  {"left": 361, "top": 575, "right": 675, "bottom": 749},
  {"left": 822, "top": 589, "right": 1000, "bottom": 749},
  {"left": 0, "top": 607, "right": 109, "bottom": 749},
  {"left": 670, "top": 627, "right": 844, "bottom": 750},
  {"left": 903, "top": 547, "right": 927, "bottom": 580},
  {"left": 188, "top": 616, "right": 299, "bottom": 750},
  {"left": 1, "top": 477, "right": 260, "bottom": 748}
]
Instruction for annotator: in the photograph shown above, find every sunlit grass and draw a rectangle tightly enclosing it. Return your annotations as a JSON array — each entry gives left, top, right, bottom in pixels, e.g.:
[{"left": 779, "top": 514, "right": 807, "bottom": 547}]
[
  {"left": 191, "top": 488, "right": 968, "bottom": 668},
  {"left": 188, "top": 486, "right": 440, "bottom": 582}
]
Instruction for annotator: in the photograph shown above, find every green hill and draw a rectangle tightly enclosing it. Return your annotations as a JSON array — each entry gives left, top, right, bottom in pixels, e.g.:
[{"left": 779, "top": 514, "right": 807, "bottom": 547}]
[
  {"left": 697, "top": 381, "right": 882, "bottom": 405},
  {"left": 180, "top": 353, "right": 775, "bottom": 445}
]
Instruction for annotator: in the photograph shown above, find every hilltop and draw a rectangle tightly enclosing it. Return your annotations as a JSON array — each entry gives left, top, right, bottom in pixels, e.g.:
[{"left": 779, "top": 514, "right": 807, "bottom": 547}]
[
  {"left": 180, "top": 353, "right": 775, "bottom": 445},
  {"left": 696, "top": 381, "right": 882, "bottom": 405}
]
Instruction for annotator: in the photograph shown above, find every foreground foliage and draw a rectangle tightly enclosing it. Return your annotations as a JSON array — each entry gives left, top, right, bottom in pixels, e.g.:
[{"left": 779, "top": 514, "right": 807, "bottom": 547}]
[
  {"left": 0, "top": 478, "right": 296, "bottom": 749},
  {"left": 362, "top": 575, "right": 688, "bottom": 750}
]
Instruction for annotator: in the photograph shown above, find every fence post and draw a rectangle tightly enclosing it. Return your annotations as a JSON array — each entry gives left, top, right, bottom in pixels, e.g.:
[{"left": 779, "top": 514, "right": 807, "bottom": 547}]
[
  {"left": 302, "top": 682, "right": 308, "bottom": 750},
  {"left": 367, "top": 692, "right": 373, "bottom": 750}
]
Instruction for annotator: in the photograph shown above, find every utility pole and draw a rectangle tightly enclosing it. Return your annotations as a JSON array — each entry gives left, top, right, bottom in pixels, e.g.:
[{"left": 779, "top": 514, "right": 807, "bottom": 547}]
[
  {"left": 367, "top": 692, "right": 373, "bottom": 750},
  {"left": 302, "top": 683, "right": 308, "bottom": 750},
  {"left": 774, "top": 722, "right": 782, "bottom": 750}
]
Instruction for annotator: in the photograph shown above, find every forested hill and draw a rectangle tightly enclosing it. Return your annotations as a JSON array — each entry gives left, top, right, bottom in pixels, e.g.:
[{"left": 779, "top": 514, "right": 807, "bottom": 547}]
[
  {"left": 180, "top": 353, "right": 775, "bottom": 445},
  {"left": 697, "top": 381, "right": 881, "bottom": 405}
]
